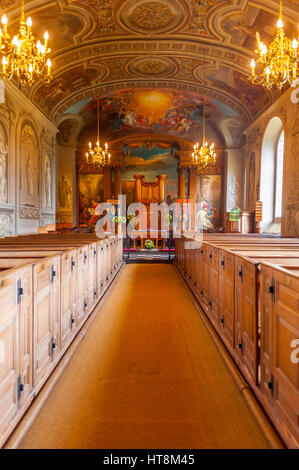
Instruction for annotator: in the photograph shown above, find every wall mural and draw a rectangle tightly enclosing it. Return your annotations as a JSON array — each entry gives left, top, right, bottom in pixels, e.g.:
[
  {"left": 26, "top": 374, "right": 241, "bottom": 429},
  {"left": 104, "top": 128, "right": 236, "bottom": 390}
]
[
  {"left": 122, "top": 144, "right": 178, "bottom": 204},
  {"left": 196, "top": 174, "right": 222, "bottom": 229},
  {"left": 66, "top": 88, "right": 238, "bottom": 142},
  {"left": 79, "top": 174, "right": 104, "bottom": 226}
]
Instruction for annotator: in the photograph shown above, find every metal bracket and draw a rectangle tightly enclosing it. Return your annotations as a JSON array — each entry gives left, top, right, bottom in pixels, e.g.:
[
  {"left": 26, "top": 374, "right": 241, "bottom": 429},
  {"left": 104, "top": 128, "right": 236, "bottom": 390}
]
[{"left": 17, "top": 279, "right": 23, "bottom": 305}]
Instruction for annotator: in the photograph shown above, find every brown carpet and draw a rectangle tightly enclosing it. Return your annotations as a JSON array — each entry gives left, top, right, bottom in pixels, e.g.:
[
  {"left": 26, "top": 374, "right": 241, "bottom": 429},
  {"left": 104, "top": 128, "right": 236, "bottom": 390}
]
[{"left": 18, "top": 264, "right": 272, "bottom": 449}]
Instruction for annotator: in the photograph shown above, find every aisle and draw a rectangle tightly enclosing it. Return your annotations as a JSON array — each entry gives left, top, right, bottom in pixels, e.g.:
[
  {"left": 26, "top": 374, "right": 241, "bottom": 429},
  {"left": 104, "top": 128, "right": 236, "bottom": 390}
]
[{"left": 18, "top": 264, "right": 272, "bottom": 449}]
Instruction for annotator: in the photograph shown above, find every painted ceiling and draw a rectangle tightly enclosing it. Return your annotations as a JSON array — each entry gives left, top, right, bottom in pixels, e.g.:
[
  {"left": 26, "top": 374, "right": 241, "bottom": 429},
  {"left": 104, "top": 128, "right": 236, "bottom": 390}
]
[
  {"left": 1, "top": 0, "right": 298, "bottom": 140},
  {"left": 66, "top": 88, "right": 240, "bottom": 144}
]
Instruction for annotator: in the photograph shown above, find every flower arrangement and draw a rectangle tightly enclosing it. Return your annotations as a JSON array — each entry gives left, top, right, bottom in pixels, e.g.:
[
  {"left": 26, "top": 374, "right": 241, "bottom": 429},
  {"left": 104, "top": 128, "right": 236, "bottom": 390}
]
[
  {"left": 164, "top": 213, "right": 173, "bottom": 224},
  {"left": 144, "top": 239, "right": 155, "bottom": 250},
  {"left": 127, "top": 213, "right": 136, "bottom": 222},
  {"left": 113, "top": 216, "right": 127, "bottom": 224}
]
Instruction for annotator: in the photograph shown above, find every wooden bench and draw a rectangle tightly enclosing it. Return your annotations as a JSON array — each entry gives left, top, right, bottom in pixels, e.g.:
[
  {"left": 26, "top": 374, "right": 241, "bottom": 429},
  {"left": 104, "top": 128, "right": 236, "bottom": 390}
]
[
  {"left": 0, "top": 234, "right": 124, "bottom": 448},
  {"left": 175, "top": 235, "right": 299, "bottom": 448}
]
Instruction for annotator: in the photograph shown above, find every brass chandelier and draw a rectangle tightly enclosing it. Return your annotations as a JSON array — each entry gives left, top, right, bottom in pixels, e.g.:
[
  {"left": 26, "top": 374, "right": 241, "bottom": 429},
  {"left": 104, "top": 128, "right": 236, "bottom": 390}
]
[
  {"left": 85, "top": 95, "right": 111, "bottom": 167},
  {"left": 192, "top": 53, "right": 216, "bottom": 170},
  {"left": 250, "top": 0, "right": 298, "bottom": 89},
  {"left": 0, "top": 0, "right": 52, "bottom": 87}
]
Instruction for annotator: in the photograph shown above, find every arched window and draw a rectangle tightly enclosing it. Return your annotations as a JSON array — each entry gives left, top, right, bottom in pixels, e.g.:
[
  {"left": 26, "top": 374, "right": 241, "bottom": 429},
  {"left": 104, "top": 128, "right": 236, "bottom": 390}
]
[
  {"left": 274, "top": 130, "right": 284, "bottom": 220},
  {"left": 260, "top": 117, "right": 284, "bottom": 233}
]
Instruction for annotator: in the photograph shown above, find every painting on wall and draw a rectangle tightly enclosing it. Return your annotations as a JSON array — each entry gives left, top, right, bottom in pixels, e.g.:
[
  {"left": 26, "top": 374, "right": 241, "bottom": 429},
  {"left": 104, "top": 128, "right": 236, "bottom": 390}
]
[
  {"left": 196, "top": 174, "right": 222, "bottom": 228},
  {"left": 122, "top": 143, "right": 178, "bottom": 204},
  {"left": 79, "top": 174, "right": 104, "bottom": 226}
]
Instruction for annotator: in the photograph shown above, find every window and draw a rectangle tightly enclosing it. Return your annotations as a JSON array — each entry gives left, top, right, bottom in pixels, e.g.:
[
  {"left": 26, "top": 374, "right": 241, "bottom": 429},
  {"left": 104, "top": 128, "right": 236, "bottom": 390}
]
[
  {"left": 274, "top": 131, "right": 284, "bottom": 220},
  {"left": 260, "top": 117, "right": 284, "bottom": 233}
]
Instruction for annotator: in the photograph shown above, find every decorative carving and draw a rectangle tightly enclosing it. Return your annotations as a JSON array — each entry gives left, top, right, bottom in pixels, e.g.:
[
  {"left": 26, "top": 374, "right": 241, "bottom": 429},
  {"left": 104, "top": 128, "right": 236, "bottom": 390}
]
[
  {"left": 0, "top": 212, "right": 13, "bottom": 237},
  {"left": 119, "top": 0, "right": 185, "bottom": 34},
  {"left": 0, "top": 123, "right": 8, "bottom": 204},
  {"left": 26, "top": 154, "right": 34, "bottom": 197},
  {"left": 187, "top": 0, "right": 217, "bottom": 35},
  {"left": 40, "top": 213, "right": 55, "bottom": 226},
  {"left": 59, "top": 119, "right": 74, "bottom": 145},
  {"left": 130, "top": 2, "right": 173, "bottom": 29},
  {"left": 20, "top": 122, "right": 39, "bottom": 207},
  {"left": 247, "top": 127, "right": 261, "bottom": 145},
  {"left": 44, "top": 155, "right": 52, "bottom": 208},
  {"left": 19, "top": 207, "right": 39, "bottom": 220},
  {"left": 0, "top": 1, "right": 15, "bottom": 8},
  {"left": 59, "top": 174, "right": 73, "bottom": 209},
  {"left": 127, "top": 57, "right": 176, "bottom": 78}
]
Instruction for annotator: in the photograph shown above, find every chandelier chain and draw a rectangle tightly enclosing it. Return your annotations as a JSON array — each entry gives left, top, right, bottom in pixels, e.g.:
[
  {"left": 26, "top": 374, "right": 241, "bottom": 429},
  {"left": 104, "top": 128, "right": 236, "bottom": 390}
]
[{"left": 192, "top": 49, "right": 216, "bottom": 171}]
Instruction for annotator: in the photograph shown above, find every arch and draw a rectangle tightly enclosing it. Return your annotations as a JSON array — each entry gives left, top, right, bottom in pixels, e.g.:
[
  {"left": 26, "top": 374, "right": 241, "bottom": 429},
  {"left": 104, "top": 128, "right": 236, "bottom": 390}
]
[{"left": 260, "top": 116, "right": 284, "bottom": 233}]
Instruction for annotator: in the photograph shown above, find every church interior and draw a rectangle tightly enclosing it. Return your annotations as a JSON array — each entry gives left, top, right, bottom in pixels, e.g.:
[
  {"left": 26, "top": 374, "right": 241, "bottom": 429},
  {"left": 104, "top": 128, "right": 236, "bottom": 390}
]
[{"left": 0, "top": 0, "right": 298, "bottom": 452}]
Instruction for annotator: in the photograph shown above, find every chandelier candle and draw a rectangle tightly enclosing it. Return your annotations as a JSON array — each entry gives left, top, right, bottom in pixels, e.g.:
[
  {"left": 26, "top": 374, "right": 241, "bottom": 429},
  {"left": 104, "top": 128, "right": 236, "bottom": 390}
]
[
  {"left": 0, "top": 0, "right": 52, "bottom": 87},
  {"left": 250, "top": 0, "right": 298, "bottom": 89}
]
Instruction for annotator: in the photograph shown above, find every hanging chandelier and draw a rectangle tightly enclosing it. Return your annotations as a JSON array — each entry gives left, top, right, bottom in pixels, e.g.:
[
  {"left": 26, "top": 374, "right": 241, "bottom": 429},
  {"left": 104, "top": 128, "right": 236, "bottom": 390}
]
[
  {"left": 250, "top": 0, "right": 298, "bottom": 89},
  {"left": 192, "top": 53, "right": 216, "bottom": 170},
  {"left": 85, "top": 95, "right": 111, "bottom": 167},
  {"left": 0, "top": 0, "right": 52, "bottom": 87}
]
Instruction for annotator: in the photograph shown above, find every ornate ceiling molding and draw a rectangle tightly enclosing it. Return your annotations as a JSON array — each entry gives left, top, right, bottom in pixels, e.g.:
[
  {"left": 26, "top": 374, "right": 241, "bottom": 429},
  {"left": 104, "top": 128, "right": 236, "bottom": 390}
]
[{"left": 0, "top": 0, "right": 296, "bottom": 126}]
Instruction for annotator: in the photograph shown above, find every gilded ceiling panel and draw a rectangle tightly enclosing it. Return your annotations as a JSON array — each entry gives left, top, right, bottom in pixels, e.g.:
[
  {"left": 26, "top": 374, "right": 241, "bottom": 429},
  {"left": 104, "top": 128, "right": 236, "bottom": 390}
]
[{"left": 0, "top": 0, "right": 297, "bottom": 127}]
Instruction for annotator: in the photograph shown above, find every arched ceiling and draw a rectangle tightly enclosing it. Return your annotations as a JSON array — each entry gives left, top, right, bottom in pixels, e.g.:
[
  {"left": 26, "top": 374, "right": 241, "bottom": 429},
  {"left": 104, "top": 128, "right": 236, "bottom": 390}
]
[{"left": 2, "top": 0, "right": 299, "bottom": 143}]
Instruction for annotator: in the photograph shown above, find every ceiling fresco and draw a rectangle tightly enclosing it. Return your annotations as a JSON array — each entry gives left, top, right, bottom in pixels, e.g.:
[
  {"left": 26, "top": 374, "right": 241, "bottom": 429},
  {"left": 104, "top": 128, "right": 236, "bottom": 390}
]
[
  {"left": 68, "top": 88, "right": 236, "bottom": 144},
  {"left": 0, "top": 0, "right": 298, "bottom": 137}
]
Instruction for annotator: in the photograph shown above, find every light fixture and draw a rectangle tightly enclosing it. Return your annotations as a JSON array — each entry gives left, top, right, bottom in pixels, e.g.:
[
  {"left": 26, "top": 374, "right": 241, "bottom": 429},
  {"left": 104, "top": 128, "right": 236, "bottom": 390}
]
[
  {"left": 192, "top": 52, "right": 216, "bottom": 170},
  {"left": 0, "top": 0, "right": 52, "bottom": 87},
  {"left": 250, "top": 0, "right": 298, "bottom": 89},
  {"left": 85, "top": 94, "right": 111, "bottom": 167}
]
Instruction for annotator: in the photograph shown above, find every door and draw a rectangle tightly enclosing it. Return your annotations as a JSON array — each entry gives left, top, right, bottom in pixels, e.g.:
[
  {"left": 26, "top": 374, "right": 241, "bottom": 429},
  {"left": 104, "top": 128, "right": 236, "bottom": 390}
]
[
  {"left": 18, "top": 266, "right": 33, "bottom": 407},
  {"left": 33, "top": 257, "right": 60, "bottom": 390},
  {"left": 208, "top": 247, "right": 219, "bottom": 330},
  {"left": 219, "top": 250, "right": 235, "bottom": 349},
  {"left": 0, "top": 271, "right": 19, "bottom": 440},
  {"left": 260, "top": 264, "right": 274, "bottom": 399},
  {"left": 272, "top": 270, "right": 299, "bottom": 443},
  {"left": 61, "top": 251, "right": 76, "bottom": 350}
]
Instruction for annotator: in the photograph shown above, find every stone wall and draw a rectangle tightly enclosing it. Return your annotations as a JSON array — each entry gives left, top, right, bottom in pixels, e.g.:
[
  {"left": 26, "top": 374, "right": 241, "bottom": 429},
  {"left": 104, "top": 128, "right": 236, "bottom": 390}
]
[{"left": 0, "top": 81, "right": 57, "bottom": 236}]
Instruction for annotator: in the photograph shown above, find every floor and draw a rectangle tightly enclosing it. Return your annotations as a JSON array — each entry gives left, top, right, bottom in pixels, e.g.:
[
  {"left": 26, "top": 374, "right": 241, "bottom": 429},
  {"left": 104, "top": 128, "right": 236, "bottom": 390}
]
[{"left": 18, "top": 264, "right": 272, "bottom": 449}]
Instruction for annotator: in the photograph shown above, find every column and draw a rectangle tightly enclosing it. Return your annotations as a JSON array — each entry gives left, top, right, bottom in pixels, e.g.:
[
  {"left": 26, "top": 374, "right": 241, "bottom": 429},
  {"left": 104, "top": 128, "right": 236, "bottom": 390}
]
[
  {"left": 159, "top": 175, "right": 168, "bottom": 202},
  {"left": 114, "top": 166, "right": 121, "bottom": 198},
  {"left": 104, "top": 166, "right": 112, "bottom": 201},
  {"left": 178, "top": 167, "right": 186, "bottom": 199}
]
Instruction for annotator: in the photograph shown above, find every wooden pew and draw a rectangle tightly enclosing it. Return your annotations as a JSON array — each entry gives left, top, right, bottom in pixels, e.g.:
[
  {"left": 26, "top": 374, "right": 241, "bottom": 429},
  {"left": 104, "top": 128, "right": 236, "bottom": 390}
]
[
  {"left": 175, "top": 235, "right": 299, "bottom": 448},
  {"left": 0, "top": 234, "right": 124, "bottom": 448}
]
